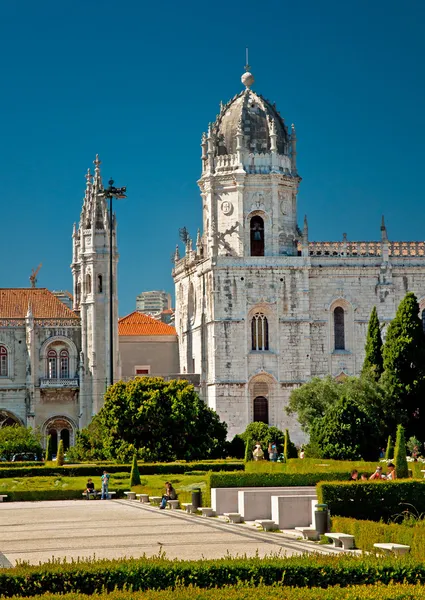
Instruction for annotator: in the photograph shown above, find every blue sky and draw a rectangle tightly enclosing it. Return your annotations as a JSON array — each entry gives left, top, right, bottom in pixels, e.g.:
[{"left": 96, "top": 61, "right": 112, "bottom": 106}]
[{"left": 0, "top": 0, "right": 424, "bottom": 316}]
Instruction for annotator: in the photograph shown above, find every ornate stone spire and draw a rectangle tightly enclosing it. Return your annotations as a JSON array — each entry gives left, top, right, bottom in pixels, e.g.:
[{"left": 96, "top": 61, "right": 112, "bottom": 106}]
[
  {"left": 93, "top": 154, "right": 103, "bottom": 190},
  {"left": 290, "top": 123, "right": 297, "bottom": 173},
  {"left": 174, "top": 244, "right": 180, "bottom": 262},
  {"left": 241, "top": 48, "right": 254, "bottom": 89}
]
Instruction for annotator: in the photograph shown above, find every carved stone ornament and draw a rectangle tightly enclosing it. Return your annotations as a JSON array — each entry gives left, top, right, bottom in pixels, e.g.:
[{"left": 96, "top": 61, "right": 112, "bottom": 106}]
[
  {"left": 221, "top": 200, "right": 233, "bottom": 215},
  {"left": 279, "top": 190, "right": 291, "bottom": 215}
]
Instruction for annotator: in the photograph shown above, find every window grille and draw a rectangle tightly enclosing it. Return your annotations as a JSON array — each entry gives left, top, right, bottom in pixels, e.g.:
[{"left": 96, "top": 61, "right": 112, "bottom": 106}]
[{"left": 251, "top": 313, "right": 269, "bottom": 351}]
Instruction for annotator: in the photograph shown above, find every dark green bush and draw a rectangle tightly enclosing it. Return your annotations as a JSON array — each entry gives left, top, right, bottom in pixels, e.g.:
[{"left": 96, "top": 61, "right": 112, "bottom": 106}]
[
  {"left": 209, "top": 471, "right": 350, "bottom": 489},
  {"left": 0, "top": 461, "right": 244, "bottom": 479},
  {"left": 2, "top": 554, "right": 425, "bottom": 596},
  {"left": 318, "top": 480, "right": 425, "bottom": 522},
  {"left": 7, "top": 584, "right": 425, "bottom": 600},
  {"left": 3, "top": 488, "right": 127, "bottom": 502}
]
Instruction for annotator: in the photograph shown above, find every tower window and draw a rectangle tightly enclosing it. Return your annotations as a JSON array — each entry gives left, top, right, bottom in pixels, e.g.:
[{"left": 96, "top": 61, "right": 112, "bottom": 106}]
[
  {"left": 250, "top": 216, "right": 265, "bottom": 256},
  {"left": 0, "top": 346, "right": 8, "bottom": 377},
  {"left": 334, "top": 307, "right": 345, "bottom": 350},
  {"left": 98, "top": 275, "right": 103, "bottom": 293},
  {"left": 251, "top": 313, "right": 269, "bottom": 351},
  {"left": 253, "top": 396, "right": 269, "bottom": 424},
  {"left": 47, "top": 350, "right": 57, "bottom": 379},
  {"left": 76, "top": 282, "right": 81, "bottom": 306},
  {"left": 60, "top": 350, "right": 69, "bottom": 378},
  {"left": 85, "top": 273, "right": 91, "bottom": 294}
]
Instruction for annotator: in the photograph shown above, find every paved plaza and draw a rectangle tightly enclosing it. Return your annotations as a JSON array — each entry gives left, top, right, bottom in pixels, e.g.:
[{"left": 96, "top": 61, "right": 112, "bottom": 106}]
[{"left": 0, "top": 499, "right": 340, "bottom": 566}]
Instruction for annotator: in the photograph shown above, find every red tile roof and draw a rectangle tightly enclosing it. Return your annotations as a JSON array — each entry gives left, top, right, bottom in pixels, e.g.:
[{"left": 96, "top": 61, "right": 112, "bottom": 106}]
[
  {"left": 0, "top": 289, "right": 79, "bottom": 319},
  {"left": 119, "top": 311, "right": 177, "bottom": 336}
]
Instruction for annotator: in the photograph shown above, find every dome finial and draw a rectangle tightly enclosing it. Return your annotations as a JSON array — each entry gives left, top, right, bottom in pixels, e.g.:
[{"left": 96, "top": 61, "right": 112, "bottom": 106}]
[{"left": 241, "top": 47, "right": 254, "bottom": 89}]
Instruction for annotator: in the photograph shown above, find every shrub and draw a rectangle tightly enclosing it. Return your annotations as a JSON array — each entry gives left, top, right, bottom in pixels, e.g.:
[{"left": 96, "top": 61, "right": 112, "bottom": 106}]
[
  {"left": 240, "top": 422, "right": 285, "bottom": 456},
  {"left": 7, "top": 584, "right": 425, "bottom": 600},
  {"left": 394, "top": 425, "right": 409, "bottom": 478},
  {"left": 0, "top": 425, "right": 42, "bottom": 461},
  {"left": 130, "top": 454, "right": 141, "bottom": 487},
  {"left": 45, "top": 435, "right": 52, "bottom": 462},
  {"left": 3, "top": 555, "right": 425, "bottom": 596},
  {"left": 284, "top": 429, "right": 297, "bottom": 459},
  {"left": 244, "top": 438, "right": 252, "bottom": 463},
  {"left": 317, "top": 480, "right": 425, "bottom": 522},
  {"left": 226, "top": 435, "right": 245, "bottom": 459},
  {"left": 56, "top": 440, "right": 65, "bottom": 466},
  {"left": 385, "top": 435, "right": 394, "bottom": 460},
  {"left": 209, "top": 471, "right": 350, "bottom": 490},
  {"left": 331, "top": 515, "right": 425, "bottom": 559}
]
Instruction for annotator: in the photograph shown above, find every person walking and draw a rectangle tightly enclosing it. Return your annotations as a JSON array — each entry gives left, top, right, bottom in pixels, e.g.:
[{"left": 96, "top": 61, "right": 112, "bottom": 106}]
[
  {"left": 268, "top": 442, "right": 278, "bottom": 462},
  {"left": 101, "top": 470, "right": 110, "bottom": 499}
]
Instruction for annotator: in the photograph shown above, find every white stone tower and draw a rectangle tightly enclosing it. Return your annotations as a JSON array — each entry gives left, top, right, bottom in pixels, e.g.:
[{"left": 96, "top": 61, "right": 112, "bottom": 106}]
[
  {"left": 71, "top": 155, "right": 120, "bottom": 426},
  {"left": 173, "top": 67, "right": 304, "bottom": 439}
]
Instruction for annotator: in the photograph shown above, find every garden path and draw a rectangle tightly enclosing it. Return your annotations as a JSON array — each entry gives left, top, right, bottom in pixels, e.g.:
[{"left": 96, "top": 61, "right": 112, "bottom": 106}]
[{"left": 0, "top": 499, "right": 340, "bottom": 566}]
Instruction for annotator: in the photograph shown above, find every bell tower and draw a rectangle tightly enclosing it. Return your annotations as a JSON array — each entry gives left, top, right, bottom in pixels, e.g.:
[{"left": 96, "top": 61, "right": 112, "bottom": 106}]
[{"left": 71, "top": 155, "right": 120, "bottom": 426}]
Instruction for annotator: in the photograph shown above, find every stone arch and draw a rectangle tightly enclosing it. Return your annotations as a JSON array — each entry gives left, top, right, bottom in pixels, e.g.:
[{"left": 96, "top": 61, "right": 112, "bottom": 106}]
[
  {"left": 42, "top": 415, "right": 77, "bottom": 450},
  {"left": 40, "top": 337, "right": 79, "bottom": 380},
  {"left": 245, "top": 210, "right": 271, "bottom": 256},
  {"left": 248, "top": 302, "right": 275, "bottom": 353},
  {"left": 0, "top": 342, "right": 12, "bottom": 378},
  {"left": 328, "top": 297, "right": 354, "bottom": 353},
  {"left": 248, "top": 372, "right": 277, "bottom": 425},
  {"left": 0, "top": 410, "right": 23, "bottom": 428}
]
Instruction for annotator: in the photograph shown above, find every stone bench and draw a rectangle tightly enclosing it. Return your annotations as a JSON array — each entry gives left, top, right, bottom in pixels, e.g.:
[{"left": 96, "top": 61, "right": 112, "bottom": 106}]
[
  {"left": 374, "top": 543, "right": 411, "bottom": 556},
  {"left": 136, "top": 494, "right": 149, "bottom": 503},
  {"left": 255, "top": 519, "right": 276, "bottom": 531},
  {"left": 213, "top": 486, "right": 316, "bottom": 515},
  {"left": 167, "top": 499, "right": 180, "bottom": 510},
  {"left": 325, "top": 533, "right": 355, "bottom": 550},
  {"left": 271, "top": 494, "right": 318, "bottom": 529},
  {"left": 295, "top": 526, "right": 319, "bottom": 540},
  {"left": 238, "top": 488, "right": 316, "bottom": 521},
  {"left": 181, "top": 503, "right": 196, "bottom": 514},
  {"left": 150, "top": 496, "right": 163, "bottom": 505},
  {"left": 0, "top": 495, "right": 8, "bottom": 502},
  {"left": 224, "top": 512, "right": 242, "bottom": 523},
  {"left": 124, "top": 491, "right": 137, "bottom": 500},
  {"left": 201, "top": 507, "right": 215, "bottom": 517},
  {"left": 82, "top": 491, "right": 116, "bottom": 499}
]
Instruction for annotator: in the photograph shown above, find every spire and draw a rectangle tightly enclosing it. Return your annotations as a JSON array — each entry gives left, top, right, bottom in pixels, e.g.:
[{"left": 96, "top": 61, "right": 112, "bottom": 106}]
[
  {"left": 303, "top": 215, "right": 308, "bottom": 239},
  {"left": 301, "top": 215, "right": 309, "bottom": 257},
  {"left": 26, "top": 302, "right": 33, "bottom": 320},
  {"left": 270, "top": 118, "right": 277, "bottom": 152},
  {"left": 93, "top": 154, "right": 103, "bottom": 190},
  {"left": 196, "top": 228, "right": 202, "bottom": 255},
  {"left": 381, "top": 215, "right": 388, "bottom": 240},
  {"left": 290, "top": 123, "right": 297, "bottom": 173},
  {"left": 381, "top": 215, "right": 389, "bottom": 262},
  {"left": 241, "top": 48, "right": 254, "bottom": 89},
  {"left": 174, "top": 244, "right": 180, "bottom": 262}
]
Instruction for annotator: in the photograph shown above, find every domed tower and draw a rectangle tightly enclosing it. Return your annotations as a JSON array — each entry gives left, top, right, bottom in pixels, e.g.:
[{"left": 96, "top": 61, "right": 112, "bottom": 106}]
[
  {"left": 173, "top": 67, "right": 307, "bottom": 441},
  {"left": 199, "top": 66, "right": 300, "bottom": 258}
]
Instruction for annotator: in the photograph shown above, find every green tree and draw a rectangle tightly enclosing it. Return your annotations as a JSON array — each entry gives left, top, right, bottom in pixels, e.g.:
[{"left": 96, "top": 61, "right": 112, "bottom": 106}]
[
  {"left": 287, "top": 377, "right": 340, "bottom": 433},
  {"left": 385, "top": 435, "right": 394, "bottom": 460},
  {"left": 0, "top": 425, "right": 42, "bottom": 461},
  {"left": 310, "top": 395, "right": 381, "bottom": 461},
  {"left": 130, "top": 453, "right": 141, "bottom": 486},
  {"left": 227, "top": 435, "right": 245, "bottom": 459},
  {"left": 394, "top": 424, "right": 408, "bottom": 478},
  {"left": 362, "top": 306, "right": 383, "bottom": 379},
  {"left": 74, "top": 377, "right": 227, "bottom": 462},
  {"left": 240, "top": 422, "right": 285, "bottom": 456},
  {"left": 244, "top": 438, "right": 252, "bottom": 463},
  {"left": 284, "top": 429, "right": 298, "bottom": 459},
  {"left": 382, "top": 292, "right": 425, "bottom": 437},
  {"left": 56, "top": 439, "right": 65, "bottom": 466},
  {"left": 45, "top": 434, "right": 52, "bottom": 462}
]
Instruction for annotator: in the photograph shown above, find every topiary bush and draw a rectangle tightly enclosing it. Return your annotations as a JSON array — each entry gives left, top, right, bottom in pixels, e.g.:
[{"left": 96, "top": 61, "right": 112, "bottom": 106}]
[
  {"left": 385, "top": 435, "right": 394, "bottom": 460},
  {"left": 394, "top": 424, "right": 408, "bottom": 478},
  {"left": 45, "top": 435, "right": 52, "bottom": 462},
  {"left": 130, "top": 453, "right": 141, "bottom": 487},
  {"left": 56, "top": 440, "right": 65, "bottom": 466}
]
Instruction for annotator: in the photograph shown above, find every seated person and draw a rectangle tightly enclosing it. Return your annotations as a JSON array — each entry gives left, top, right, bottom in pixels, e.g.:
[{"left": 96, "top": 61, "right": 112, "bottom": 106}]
[
  {"left": 348, "top": 469, "right": 358, "bottom": 481},
  {"left": 386, "top": 463, "right": 396, "bottom": 480},
  {"left": 160, "top": 481, "right": 177, "bottom": 509},
  {"left": 85, "top": 478, "right": 96, "bottom": 499},
  {"left": 360, "top": 473, "right": 368, "bottom": 481},
  {"left": 369, "top": 466, "right": 385, "bottom": 480}
]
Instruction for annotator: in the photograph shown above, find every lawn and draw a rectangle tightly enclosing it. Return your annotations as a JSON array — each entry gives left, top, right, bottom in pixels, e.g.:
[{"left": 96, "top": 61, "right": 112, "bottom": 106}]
[{"left": 0, "top": 472, "right": 210, "bottom": 503}]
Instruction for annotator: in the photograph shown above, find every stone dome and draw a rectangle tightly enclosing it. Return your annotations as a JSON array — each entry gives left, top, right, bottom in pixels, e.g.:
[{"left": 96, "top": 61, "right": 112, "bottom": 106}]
[{"left": 213, "top": 89, "right": 290, "bottom": 157}]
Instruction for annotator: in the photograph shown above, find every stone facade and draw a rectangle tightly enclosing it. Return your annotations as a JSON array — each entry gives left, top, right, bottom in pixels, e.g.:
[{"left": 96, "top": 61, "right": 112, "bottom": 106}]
[
  {"left": 173, "top": 69, "right": 425, "bottom": 444},
  {"left": 0, "top": 156, "right": 119, "bottom": 449}
]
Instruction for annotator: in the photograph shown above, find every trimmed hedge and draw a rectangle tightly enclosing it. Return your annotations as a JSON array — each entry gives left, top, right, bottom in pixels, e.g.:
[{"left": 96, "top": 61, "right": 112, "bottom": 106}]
[
  {"left": 2, "top": 488, "right": 127, "bottom": 502},
  {"left": 209, "top": 471, "right": 349, "bottom": 489},
  {"left": 332, "top": 515, "right": 425, "bottom": 559},
  {"left": 317, "top": 480, "right": 425, "bottom": 522},
  {"left": 2, "top": 555, "right": 425, "bottom": 596},
  {"left": 0, "top": 461, "right": 244, "bottom": 479},
  {"left": 7, "top": 585, "right": 425, "bottom": 600}
]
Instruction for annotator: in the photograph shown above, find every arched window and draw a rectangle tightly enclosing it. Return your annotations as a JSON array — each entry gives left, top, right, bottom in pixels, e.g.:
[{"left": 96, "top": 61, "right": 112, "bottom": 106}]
[
  {"left": 47, "top": 350, "right": 57, "bottom": 379},
  {"left": 0, "top": 346, "right": 8, "bottom": 377},
  {"left": 253, "top": 396, "right": 269, "bottom": 424},
  {"left": 97, "top": 274, "right": 103, "bottom": 293},
  {"left": 250, "top": 216, "right": 265, "bottom": 256},
  {"left": 422, "top": 310, "right": 425, "bottom": 334},
  {"left": 251, "top": 313, "right": 269, "bottom": 351},
  {"left": 76, "top": 282, "right": 81, "bottom": 306},
  {"left": 60, "top": 350, "right": 69, "bottom": 378},
  {"left": 85, "top": 273, "right": 91, "bottom": 294},
  {"left": 334, "top": 307, "right": 345, "bottom": 350}
]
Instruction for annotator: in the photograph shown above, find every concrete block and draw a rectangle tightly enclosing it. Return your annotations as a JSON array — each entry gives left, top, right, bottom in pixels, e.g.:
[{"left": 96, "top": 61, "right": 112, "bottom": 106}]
[
  {"left": 212, "top": 486, "right": 315, "bottom": 515},
  {"left": 271, "top": 495, "right": 317, "bottom": 529}
]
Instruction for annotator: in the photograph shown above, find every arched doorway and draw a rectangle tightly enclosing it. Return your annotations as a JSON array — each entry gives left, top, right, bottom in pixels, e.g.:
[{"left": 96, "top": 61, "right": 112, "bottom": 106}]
[
  {"left": 250, "top": 216, "right": 265, "bottom": 256},
  {"left": 0, "top": 410, "right": 22, "bottom": 428},
  {"left": 253, "top": 396, "right": 269, "bottom": 424},
  {"left": 43, "top": 416, "right": 75, "bottom": 451}
]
